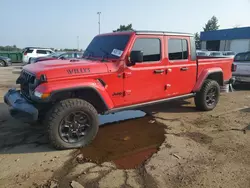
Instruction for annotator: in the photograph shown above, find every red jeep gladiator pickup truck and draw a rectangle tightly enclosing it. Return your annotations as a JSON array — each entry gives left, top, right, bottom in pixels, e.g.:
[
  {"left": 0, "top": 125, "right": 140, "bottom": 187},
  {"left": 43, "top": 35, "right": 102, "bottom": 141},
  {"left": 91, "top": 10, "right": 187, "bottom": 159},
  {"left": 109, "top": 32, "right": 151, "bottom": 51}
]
[{"left": 4, "top": 31, "right": 234, "bottom": 149}]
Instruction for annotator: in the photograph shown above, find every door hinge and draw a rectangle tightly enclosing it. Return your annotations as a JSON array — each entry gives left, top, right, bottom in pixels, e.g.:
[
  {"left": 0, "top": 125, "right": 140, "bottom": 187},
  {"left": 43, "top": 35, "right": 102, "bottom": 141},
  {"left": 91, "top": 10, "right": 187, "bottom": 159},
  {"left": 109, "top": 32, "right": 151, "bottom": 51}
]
[
  {"left": 124, "top": 90, "right": 132, "bottom": 96},
  {"left": 123, "top": 72, "right": 132, "bottom": 78}
]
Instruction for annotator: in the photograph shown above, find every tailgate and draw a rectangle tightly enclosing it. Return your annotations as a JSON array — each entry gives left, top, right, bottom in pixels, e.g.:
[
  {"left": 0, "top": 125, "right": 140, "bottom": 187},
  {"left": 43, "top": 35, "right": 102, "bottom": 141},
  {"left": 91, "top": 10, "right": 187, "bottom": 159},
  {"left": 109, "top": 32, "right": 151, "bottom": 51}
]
[{"left": 233, "top": 61, "right": 250, "bottom": 76}]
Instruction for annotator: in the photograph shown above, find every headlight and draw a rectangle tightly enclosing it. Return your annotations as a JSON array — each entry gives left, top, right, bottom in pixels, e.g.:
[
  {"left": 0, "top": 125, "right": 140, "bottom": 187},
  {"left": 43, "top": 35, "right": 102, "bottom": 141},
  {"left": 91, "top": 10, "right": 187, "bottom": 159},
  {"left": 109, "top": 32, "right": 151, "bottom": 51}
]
[
  {"left": 7, "top": 58, "right": 11, "bottom": 61},
  {"left": 34, "top": 91, "right": 43, "bottom": 98},
  {"left": 34, "top": 91, "right": 50, "bottom": 99}
]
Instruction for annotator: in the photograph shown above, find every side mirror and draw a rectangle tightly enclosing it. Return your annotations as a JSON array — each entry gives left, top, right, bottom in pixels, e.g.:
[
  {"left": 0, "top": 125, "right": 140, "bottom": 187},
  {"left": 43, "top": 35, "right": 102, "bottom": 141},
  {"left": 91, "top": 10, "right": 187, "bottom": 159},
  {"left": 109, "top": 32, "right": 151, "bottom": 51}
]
[{"left": 129, "top": 51, "right": 143, "bottom": 65}]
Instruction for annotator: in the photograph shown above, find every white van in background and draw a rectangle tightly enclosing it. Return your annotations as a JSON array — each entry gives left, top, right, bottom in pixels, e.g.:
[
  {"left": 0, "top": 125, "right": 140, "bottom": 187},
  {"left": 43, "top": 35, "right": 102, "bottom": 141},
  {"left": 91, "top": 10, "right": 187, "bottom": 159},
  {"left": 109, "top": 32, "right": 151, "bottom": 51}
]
[{"left": 22, "top": 47, "right": 54, "bottom": 64}]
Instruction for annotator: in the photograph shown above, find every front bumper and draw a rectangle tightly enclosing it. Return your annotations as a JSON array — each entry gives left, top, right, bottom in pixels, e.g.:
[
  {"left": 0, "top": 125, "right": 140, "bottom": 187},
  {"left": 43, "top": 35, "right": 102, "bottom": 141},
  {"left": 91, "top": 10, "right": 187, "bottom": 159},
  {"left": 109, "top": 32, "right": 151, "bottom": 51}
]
[
  {"left": 4, "top": 89, "right": 38, "bottom": 122},
  {"left": 5, "top": 60, "right": 12, "bottom": 66}
]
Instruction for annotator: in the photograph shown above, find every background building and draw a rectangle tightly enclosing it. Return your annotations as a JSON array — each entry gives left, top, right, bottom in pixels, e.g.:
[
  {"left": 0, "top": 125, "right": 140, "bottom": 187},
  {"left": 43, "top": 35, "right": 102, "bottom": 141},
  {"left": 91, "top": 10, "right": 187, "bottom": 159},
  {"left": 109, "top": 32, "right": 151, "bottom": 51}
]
[{"left": 200, "top": 27, "right": 250, "bottom": 53}]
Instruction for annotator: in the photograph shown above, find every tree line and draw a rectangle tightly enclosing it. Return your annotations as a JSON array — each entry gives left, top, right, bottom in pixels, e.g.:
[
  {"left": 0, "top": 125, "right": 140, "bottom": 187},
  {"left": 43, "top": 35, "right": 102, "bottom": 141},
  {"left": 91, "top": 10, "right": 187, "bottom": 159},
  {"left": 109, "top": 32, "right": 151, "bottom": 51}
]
[
  {"left": 194, "top": 16, "right": 220, "bottom": 49},
  {"left": 0, "top": 45, "right": 22, "bottom": 51}
]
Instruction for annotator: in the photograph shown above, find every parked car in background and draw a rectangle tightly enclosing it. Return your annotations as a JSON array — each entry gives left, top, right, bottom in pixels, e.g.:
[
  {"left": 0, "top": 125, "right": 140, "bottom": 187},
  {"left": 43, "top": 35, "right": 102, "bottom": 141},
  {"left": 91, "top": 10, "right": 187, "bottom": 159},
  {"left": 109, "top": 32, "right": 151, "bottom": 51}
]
[
  {"left": 222, "top": 51, "right": 235, "bottom": 58},
  {"left": 208, "top": 51, "right": 224, "bottom": 57},
  {"left": 22, "top": 48, "right": 54, "bottom": 64},
  {"left": 232, "top": 51, "right": 250, "bottom": 84},
  {"left": 30, "top": 51, "right": 83, "bottom": 64},
  {"left": 0, "top": 56, "right": 12, "bottom": 67},
  {"left": 196, "top": 50, "right": 209, "bottom": 56}
]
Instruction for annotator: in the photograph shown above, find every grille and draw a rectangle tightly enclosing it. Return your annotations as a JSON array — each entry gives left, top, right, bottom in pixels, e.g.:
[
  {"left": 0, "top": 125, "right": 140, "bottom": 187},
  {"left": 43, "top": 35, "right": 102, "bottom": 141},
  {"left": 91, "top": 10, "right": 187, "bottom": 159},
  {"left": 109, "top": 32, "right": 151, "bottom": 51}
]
[
  {"left": 19, "top": 70, "right": 35, "bottom": 99},
  {"left": 20, "top": 70, "right": 35, "bottom": 84}
]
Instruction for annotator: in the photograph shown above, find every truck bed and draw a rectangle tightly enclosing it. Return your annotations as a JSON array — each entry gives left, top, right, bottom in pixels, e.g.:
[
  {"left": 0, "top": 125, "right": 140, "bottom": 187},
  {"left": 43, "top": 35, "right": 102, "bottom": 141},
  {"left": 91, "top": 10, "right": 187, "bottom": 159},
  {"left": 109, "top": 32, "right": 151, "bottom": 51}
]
[{"left": 197, "top": 56, "right": 233, "bottom": 83}]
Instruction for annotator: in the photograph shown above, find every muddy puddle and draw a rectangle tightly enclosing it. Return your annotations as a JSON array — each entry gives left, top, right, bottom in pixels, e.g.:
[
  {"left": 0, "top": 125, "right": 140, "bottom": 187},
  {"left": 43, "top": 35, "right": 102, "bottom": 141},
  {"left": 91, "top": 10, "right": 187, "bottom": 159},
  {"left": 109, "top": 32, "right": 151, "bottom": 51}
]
[
  {"left": 99, "top": 110, "right": 146, "bottom": 125},
  {"left": 80, "top": 110, "right": 166, "bottom": 169}
]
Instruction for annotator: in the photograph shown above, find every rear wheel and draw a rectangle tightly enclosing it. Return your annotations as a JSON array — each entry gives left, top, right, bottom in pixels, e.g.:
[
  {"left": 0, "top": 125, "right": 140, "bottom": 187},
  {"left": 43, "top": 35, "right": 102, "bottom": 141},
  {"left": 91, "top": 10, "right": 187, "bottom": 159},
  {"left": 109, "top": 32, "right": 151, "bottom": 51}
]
[
  {"left": 195, "top": 79, "right": 220, "bottom": 111},
  {"left": 46, "top": 98, "right": 99, "bottom": 149}
]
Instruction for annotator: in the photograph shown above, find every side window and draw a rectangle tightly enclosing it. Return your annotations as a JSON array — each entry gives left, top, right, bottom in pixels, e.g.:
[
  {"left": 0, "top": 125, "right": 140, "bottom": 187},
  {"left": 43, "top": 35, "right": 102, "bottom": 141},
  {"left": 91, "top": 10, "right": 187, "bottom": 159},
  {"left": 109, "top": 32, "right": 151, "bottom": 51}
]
[
  {"left": 168, "top": 39, "right": 188, "bottom": 60},
  {"left": 61, "top": 53, "right": 74, "bottom": 58},
  {"left": 67, "top": 53, "right": 74, "bottom": 58},
  {"left": 132, "top": 38, "right": 161, "bottom": 62},
  {"left": 46, "top": 50, "right": 52, "bottom": 54},
  {"left": 76, "top": 53, "right": 82, "bottom": 58},
  {"left": 61, "top": 54, "right": 69, "bottom": 58},
  {"left": 37, "top": 50, "right": 47, "bottom": 54}
]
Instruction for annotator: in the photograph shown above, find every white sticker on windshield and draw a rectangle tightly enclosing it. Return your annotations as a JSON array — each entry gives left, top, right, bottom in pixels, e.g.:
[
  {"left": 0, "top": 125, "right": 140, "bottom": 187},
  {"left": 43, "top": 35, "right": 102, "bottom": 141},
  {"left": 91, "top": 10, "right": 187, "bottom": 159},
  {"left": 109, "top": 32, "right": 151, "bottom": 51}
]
[{"left": 111, "top": 49, "right": 123, "bottom": 57}]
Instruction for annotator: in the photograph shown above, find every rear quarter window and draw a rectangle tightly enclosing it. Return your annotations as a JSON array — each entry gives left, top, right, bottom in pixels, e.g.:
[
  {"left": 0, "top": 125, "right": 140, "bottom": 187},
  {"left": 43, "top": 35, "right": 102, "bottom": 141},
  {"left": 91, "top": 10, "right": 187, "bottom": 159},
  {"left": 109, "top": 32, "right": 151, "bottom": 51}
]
[
  {"left": 24, "top": 49, "right": 33, "bottom": 54},
  {"left": 37, "top": 50, "right": 48, "bottom": 54}
]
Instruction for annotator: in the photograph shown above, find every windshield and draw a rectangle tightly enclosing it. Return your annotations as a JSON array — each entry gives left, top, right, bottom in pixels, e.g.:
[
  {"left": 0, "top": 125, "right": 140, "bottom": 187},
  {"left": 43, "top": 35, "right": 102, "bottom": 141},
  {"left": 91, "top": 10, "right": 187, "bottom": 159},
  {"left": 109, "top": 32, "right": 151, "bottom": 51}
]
[
  {"left": 49, "top": 52, "right": 65, "bottom": 58},
  {"left": 83, "top": 34, "right": 131, "bottom": 59},
  {"left": 234, "top": 53, "right": 246, "bottom": 61}
]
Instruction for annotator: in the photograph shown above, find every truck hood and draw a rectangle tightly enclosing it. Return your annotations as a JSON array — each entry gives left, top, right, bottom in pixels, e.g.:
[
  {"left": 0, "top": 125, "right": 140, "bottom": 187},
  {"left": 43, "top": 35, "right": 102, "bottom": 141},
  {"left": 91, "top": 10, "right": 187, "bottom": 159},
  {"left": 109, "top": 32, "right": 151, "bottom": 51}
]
[{"left": 24, "top": 59, "right": 108, "bottom": 80}]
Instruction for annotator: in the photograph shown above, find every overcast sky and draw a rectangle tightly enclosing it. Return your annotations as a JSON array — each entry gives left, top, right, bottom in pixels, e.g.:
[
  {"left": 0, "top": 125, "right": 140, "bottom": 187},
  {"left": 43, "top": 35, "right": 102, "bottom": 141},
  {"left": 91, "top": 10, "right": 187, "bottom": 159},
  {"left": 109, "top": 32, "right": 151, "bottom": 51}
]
[{"left": 1, "top": 0, "right": 250, "bottom": 49}]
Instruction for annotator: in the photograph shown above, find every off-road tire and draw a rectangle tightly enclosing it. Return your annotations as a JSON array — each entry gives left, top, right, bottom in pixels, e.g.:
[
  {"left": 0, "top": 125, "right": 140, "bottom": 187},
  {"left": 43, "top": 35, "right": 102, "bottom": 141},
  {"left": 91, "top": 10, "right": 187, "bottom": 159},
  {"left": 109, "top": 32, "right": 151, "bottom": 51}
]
[
  {"left": 46, "top": 98, "right": 99, "bottom": 149},
  {"left": 195, "top": 79, "right": 220, "bottom": 111}
]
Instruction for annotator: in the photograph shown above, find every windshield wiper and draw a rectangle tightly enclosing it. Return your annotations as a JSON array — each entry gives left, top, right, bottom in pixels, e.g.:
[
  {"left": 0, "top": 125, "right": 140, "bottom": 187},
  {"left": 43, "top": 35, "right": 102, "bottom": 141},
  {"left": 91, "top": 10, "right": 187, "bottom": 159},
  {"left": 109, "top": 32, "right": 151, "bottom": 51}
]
[
  {"left": 83, "top": 49, "right": 94, "bottom": 59},
  {"left": 100, "top": 48, "right": 109, "bottom": 62}
]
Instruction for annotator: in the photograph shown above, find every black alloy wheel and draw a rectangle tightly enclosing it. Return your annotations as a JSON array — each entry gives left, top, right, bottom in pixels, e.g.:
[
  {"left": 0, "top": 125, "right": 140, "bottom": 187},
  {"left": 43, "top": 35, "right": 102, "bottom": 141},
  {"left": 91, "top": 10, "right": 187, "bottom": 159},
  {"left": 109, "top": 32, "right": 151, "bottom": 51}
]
[
  {"left": 195, "top": 79, "right": 220, "bottom": 111},
  {"left": 47, "top": 98, "right": 99, "bottom": 149},
  {"left": 59, "top": 111, "right": 91, "bottom": 143}
]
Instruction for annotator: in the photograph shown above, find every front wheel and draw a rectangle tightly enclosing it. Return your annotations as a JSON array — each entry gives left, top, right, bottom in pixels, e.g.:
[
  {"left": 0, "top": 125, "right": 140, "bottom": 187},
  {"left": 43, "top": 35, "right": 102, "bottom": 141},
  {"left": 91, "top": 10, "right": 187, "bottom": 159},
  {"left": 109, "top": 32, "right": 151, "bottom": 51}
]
[
  {"left": 194, "top": 79, "right": 220, "bottom": 111},
  {"left": 46, "top": 98, "right": 99, "bottom": 149},
  {"left": 0, "top": 60, "right": 6, "bottom": 67}
]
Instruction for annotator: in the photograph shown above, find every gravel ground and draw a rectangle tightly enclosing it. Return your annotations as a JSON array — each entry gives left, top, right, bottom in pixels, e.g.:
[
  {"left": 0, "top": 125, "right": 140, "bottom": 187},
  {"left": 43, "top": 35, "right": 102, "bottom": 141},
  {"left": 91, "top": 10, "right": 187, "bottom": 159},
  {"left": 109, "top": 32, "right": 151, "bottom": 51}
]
[{"left": 1, "top": 67, "right": 250, "bottom": 188}]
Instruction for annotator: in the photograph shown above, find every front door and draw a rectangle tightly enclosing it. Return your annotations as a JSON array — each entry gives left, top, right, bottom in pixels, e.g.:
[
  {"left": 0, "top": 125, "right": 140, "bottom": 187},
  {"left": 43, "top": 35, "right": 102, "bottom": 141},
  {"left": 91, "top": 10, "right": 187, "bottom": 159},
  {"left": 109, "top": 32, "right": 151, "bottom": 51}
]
[
  {"left": 165, "top": 36, "right": 197, "bottom": 96},
  {"left": 123, "top": 36, "right": 166, "bottom": 106}
]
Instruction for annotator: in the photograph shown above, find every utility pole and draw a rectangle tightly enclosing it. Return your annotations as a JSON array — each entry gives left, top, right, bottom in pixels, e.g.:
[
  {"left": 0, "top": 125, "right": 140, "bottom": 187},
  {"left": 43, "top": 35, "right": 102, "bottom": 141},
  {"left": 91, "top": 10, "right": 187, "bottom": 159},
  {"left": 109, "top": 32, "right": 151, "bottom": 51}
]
[
  {"left": 77, "top": 36, "right": 79, "bottom": 51},
  {"left": 97, "top": 12, "right": 101, "bottom": 34}
]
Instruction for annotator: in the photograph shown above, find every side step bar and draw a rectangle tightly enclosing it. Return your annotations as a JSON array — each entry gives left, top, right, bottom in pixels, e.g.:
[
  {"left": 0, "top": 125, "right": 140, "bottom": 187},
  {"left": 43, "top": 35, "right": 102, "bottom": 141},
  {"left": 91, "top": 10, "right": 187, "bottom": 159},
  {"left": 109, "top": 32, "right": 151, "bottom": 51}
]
[{"left": 105, "top": 93, "right": 195, "bottom": 114}]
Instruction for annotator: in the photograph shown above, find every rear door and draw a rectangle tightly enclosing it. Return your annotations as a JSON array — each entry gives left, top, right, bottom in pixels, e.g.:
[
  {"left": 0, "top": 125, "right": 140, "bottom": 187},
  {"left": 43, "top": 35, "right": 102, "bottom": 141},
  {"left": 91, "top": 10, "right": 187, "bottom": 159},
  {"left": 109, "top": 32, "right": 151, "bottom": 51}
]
[
  {"left": 123, "top": 35, "right": 166, "bottom": 105},
  {"left": 165, "top": 36, "right": 197, "bottom": 96}
]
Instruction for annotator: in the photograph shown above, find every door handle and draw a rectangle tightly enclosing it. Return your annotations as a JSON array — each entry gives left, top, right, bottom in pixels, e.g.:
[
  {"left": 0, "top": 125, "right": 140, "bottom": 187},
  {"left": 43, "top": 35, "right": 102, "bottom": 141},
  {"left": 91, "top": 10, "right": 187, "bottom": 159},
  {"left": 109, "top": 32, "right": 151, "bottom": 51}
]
[
  {"left": 154, "top": 69, "right": 164, "bottom": 74},
  {"left": 180, "top": 67, "right": 189, "bottom": 71}
]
